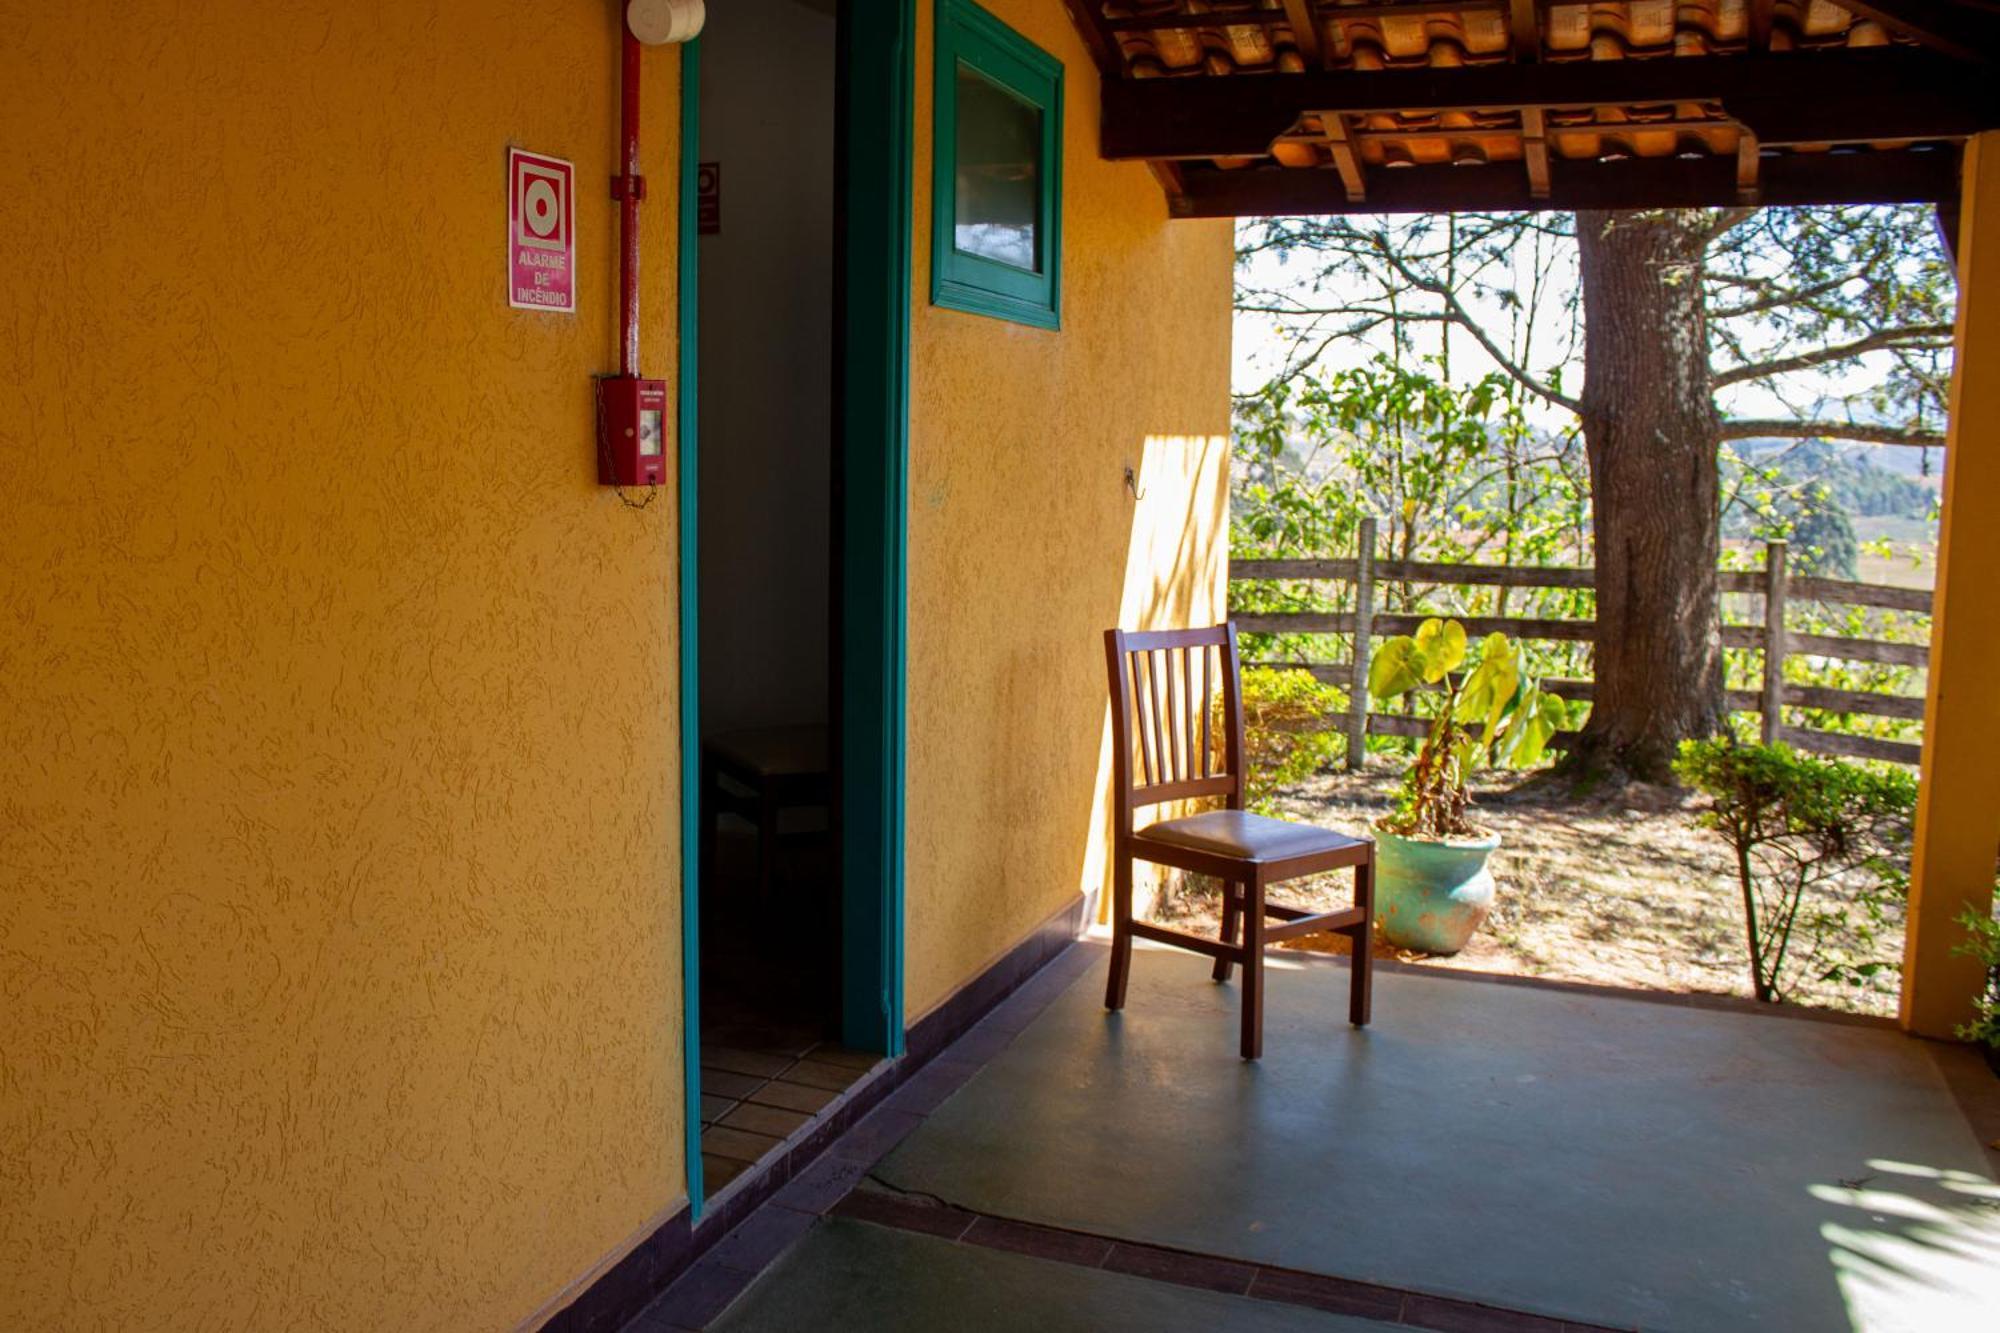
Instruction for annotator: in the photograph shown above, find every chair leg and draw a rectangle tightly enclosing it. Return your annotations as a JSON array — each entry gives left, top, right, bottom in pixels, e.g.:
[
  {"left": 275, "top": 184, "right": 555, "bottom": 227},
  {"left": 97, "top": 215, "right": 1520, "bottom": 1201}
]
[
  {"left": 1105, "top": 851, "right": 1134, "bottom": 1011},
  {"left": 1212, "top": 880, "right": 1242, "bottom": 983},
  {"left": 1349, "top": 854, "right": 1374, "bottom": 1027},
  {"left": 1240, "top": 876, "right": 1265, "bottom": 1060}
]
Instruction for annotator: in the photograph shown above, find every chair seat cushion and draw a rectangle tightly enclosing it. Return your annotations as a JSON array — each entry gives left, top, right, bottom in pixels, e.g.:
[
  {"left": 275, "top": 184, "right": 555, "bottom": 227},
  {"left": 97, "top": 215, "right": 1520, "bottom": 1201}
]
[
  {"left": 707, "top": 725, "right": 830, "bottom": 778},
  {"left": 1136, "top": 809, "right": 1368, "bottom": 864}
]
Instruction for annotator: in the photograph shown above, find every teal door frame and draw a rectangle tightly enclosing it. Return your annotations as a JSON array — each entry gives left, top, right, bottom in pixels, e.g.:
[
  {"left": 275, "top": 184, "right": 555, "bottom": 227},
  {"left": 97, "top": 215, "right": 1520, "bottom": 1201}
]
[
  {"left": 834, "top": 0, "right": 915, "bottom": 1059},
  {"left": 676, "top": 36, "right": 705, "bottom": 1218},
  {"left": 676, "top": 0, "right": 914, "bottom": 1217}
]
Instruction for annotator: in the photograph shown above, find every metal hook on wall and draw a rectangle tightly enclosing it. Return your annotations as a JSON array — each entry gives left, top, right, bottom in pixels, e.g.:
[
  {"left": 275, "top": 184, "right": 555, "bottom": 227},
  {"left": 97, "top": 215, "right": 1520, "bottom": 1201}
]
[{"left": 1124, "top": 465, "right": 1146, "bottom": 501}]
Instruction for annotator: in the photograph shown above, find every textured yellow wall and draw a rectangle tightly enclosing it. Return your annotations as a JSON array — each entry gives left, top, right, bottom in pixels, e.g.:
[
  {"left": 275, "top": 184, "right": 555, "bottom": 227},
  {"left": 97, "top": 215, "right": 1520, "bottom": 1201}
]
[
  {"left": 0, "top": 4, "right": 686, "bottom": 1329},
  {"left": 905, "top": 0, "right": 1234, "bottom": 1018}
]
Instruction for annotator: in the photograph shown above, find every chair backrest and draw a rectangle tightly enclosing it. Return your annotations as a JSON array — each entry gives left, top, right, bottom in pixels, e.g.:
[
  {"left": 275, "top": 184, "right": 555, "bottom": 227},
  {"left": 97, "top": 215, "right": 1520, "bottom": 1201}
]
[{"left": 1103, "top": 623, "right": 1245, "bottom": 828}]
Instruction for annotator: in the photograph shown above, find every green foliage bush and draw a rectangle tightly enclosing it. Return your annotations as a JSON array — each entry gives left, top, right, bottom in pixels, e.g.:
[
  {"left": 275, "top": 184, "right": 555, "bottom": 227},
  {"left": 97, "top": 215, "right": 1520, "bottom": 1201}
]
[
  {"left": 1953, "top": 906, "right": 2000, "bottom": 1051},
  {"left": 1236, "top": 666, "right": 1346, "bottom": 814},
  {"left": 1675, "top": 739, "right": 1916, "bottom": 1004}
]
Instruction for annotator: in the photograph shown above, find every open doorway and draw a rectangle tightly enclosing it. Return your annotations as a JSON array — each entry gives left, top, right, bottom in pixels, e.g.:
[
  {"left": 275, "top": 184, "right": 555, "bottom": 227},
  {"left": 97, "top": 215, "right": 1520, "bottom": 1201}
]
[{"left": 690, "top": 0, "right": 874, "bottom": 1200}]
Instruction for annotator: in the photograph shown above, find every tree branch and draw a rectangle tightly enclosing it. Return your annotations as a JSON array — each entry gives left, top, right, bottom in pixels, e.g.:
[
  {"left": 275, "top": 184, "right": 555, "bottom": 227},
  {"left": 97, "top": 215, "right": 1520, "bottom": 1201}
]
[
  {"left": 1719, "top": 418, "right": 1947, "bottom": 448},
  {"left": 1713, "top": 324, "right": 1957, "bottom": 387},
  {"left": 1368, "top": 241, "right": 1584, "bottom": 414}
]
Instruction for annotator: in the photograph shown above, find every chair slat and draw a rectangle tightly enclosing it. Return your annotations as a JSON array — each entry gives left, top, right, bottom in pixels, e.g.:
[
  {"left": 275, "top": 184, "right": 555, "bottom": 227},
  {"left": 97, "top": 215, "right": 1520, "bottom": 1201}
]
[
  {"left": 1200, "top": 644, "right": 1212, "bottom": 778},
  {"left": 1131, "top": 651, "right": 1157, "bottom": 786},
  {"left": 1148, "top": 650, "right": 1167, "bottom": 787},
  {"left": 1168, "top": 648, "right": 1184, "bottom": 784}
]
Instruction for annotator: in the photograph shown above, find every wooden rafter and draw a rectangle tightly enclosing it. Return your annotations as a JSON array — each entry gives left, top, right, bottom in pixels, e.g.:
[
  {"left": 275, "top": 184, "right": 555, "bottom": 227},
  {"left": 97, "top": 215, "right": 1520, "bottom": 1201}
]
[
  {"left": 1103, "top": 1, "right": 1507, "bottom": 32},
  {"left": 1736, "top": 132, "right": 1763, "bottom": 204},
  {"left": 1061, "top": 0, "right": 1122, "bottom": 78},
  {"left": 1508, "top": 0, "right": 1540, "bottom": 62},
  {"left": 1059, "top": 1, "right": 1198, "bottom": 213},
  {"left": 1747, "top": 0, "right": 1777, "bottom": 50},
  {"left": 1280, "top": 113, "right": 1735, "bottom": 144},
  {"left": 1520, "top": 107, "right": 1551, "bottom": 199},
  {"left": 1101, "top": 48, "right": 2000, "bottom": 160},
  {"left": 1824, "top": 0, "right": 2000, "bottom": 64},
  {"left": 1173, "top": 144, "right": 1962, "bottom": 216},
  {"left": 1317, "top": 113, "right": 1368, "bottom": 201},
  {"left": 1280, "top": 0, "right": 1325, "bottom": 67}
]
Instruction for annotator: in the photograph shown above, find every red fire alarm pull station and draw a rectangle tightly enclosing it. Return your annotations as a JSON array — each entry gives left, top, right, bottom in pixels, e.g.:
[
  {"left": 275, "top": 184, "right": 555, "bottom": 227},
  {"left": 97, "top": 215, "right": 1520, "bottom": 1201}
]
[
  {"left": 596, "top": 20, "right": 669, "bottom": 490},
  {"left": 598, "top": 375, "right": 667, "bottom": 486}
]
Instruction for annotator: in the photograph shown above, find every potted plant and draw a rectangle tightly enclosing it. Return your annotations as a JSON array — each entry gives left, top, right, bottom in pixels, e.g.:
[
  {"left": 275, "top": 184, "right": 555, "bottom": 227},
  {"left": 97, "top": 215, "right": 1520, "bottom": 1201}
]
[{"left": 1365, "top": 619, "right": 1567, "bottom": 953}]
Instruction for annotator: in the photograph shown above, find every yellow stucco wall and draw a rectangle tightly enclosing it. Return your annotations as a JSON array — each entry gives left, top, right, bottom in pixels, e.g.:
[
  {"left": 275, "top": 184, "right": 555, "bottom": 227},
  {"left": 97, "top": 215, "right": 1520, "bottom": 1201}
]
[
  {"left": 1, "top": 5, "right": 686, "bottom": 1329},
  {"left": 905, "top": 0, "right": 1235, "bottom": 1018},
  {"left": 1903, "top": 131, "right": 2000, "bottom": 1039}
]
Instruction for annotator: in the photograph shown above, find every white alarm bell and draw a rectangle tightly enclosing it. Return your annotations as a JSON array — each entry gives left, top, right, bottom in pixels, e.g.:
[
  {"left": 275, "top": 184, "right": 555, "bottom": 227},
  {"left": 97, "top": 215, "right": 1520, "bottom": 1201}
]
[{"left": 627, "top": 0, "right": 706, "bottom": 45}]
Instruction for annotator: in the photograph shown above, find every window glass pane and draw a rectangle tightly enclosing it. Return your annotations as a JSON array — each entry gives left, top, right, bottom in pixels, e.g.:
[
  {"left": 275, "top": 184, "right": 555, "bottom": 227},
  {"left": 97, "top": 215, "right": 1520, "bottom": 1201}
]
[{"left": 953, "top": 63, "right": 1040, "bottom": 272}]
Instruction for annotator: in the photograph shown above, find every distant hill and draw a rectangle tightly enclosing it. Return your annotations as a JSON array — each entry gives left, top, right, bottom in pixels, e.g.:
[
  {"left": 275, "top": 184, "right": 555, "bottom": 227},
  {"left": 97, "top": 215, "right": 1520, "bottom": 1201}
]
[
  {"left": 1732, "top": 437, "right": 1943, "bottom": 491},
  {"left": 1729, "top": 439, "right": 1940, "bottom": 519}
]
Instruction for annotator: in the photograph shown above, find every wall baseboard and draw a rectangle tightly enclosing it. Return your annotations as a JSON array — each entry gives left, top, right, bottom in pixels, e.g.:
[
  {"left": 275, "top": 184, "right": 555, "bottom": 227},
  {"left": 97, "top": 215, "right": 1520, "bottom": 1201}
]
[{"left": 542, "top": 892, "right": 1090, "bottom": 1332}]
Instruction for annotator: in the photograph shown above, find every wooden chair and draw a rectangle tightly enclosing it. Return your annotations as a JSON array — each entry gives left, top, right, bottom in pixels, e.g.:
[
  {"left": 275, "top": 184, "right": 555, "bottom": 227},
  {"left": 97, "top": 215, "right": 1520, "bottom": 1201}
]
[{"left": 1104, "top": 623, "right": 1375, "bottom": 1059}]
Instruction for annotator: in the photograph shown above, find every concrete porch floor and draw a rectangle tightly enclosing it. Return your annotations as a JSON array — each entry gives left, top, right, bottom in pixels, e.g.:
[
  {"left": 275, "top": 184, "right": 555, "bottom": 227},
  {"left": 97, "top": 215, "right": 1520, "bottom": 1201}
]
[{"left": 645, "top": 943, "right": 2000, "bottom": 1332}]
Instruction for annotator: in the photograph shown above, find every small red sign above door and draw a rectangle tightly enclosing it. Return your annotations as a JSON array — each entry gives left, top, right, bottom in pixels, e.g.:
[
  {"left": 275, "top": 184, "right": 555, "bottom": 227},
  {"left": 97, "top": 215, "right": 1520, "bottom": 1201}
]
[{"left": 508, "top": 148, "right": 575, "bottom": 313}]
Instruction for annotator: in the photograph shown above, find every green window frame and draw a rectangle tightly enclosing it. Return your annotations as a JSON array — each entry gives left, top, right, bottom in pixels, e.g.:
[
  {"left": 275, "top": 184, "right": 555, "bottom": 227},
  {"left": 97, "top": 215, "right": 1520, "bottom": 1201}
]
[{"left": 931, "top": 0, "right": 1062, "bottom": 329}]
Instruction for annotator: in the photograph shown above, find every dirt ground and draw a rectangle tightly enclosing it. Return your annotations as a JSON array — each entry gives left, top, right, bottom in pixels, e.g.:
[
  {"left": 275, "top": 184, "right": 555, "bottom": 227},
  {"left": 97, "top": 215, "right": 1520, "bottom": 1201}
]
[{"left": 1153, "top": 768, "right": 1906, "bottom": 1017}]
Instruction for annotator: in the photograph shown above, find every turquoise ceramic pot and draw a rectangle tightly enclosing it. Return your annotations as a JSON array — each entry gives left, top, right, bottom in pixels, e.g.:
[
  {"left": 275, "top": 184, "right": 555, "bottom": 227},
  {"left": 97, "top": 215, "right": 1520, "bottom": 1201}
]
[{"left": 1374, "top": 829, "right": 1501, "bottom": 955}]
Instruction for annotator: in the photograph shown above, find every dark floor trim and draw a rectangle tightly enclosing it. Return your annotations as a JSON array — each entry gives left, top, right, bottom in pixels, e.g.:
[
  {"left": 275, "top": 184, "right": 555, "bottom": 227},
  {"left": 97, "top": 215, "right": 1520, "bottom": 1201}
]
[
  {"left": 905, "top": 892, "right": 1092, "bottom": 1065},
  {"left": 545, "top": 894, "right": 1089, "bottom": 1332},
  {"left": 1355, "top": 950, "right": 1897, "bottom": 1029},
  {"left": 829, "top": 1186, "right": 1633, "bottom": 1333}
]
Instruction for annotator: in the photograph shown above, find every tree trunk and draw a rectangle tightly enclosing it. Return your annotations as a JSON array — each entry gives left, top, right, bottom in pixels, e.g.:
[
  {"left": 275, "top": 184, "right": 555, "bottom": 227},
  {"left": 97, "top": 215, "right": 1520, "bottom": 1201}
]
[{"left": 1564, "top": 210, "right": 1727, "bottom": 783}]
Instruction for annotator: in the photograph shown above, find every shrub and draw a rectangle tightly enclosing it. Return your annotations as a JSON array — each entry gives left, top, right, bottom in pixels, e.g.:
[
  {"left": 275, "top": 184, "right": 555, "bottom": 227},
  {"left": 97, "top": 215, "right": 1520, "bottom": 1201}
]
[
  {"left": 1237, "top": 666, "right": 1346, "bottom": 813},
  {"left": 1954, "top": 905, "right": 2000, "bottom": 1051},
  {"left": 1674, "top": 739, "right": 1916, "bottom": 1004}
]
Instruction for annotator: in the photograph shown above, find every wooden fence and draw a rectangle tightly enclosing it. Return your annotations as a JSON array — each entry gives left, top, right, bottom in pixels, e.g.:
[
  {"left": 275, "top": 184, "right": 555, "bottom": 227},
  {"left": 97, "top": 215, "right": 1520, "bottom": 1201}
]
[{"left": 1231, "top": 516, "right": 1933, "bottom": 768}]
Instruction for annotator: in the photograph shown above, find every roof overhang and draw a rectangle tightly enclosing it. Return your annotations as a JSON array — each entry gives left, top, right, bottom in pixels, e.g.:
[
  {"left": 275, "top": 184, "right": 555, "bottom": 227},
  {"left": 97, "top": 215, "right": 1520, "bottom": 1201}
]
[{"left": 1063, "top": 1, "right": 2000, "bottom": 216}]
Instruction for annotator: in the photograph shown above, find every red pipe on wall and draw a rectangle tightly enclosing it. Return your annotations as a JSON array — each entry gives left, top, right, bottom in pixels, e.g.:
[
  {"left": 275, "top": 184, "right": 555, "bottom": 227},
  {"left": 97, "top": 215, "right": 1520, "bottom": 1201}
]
[{"left": 618, "top": 26, "right": 643, "bottom": 378}]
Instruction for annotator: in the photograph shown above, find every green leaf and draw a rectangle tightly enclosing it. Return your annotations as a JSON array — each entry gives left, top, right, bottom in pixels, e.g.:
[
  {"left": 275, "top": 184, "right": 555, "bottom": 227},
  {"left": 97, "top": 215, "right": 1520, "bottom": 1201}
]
[
  {"left": 1455, "top": 633, "right": 1518, "bottom": 738},
  {"left": 1368, "top": 636, "right": 1423, "bottom": 701},
  {"left": 1411, "top": 618, "right": 1467, "bottom": 681}
]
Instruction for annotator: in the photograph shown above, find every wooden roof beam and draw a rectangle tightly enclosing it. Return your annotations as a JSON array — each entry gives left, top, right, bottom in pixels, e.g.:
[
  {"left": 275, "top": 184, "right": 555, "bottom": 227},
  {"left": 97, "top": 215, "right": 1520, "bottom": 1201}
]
[
  {"left": 1281, "top": 0, "right": 1325, "bottom": 67},
  {"left": 1824, "top": 0, "right": 2000, "bottom": 64},
  {"left": 1172, "top": 145, "right": 1963, "bottom": 216},
  {"left": 1747, "top": 0, "right": 1776, "bottom": 50},
  {"left": 1737, "top": 132, "right": 1763, "bottom": 204},
  {"left": 1103, "top": 1, "right": 1504, "bottom": 32},
  {"left": 1509, "top": 0, "right": 1540, "bottom": 62},
  {"left": 1101, "top": 48, "right": 2000, "bottom": 159},
  {"left": 1318, "top": 113, "right": 1367, "bottom": 202},
  {"left": 1061, "top": 0, "right": 1123, "bottom": 79},
  {"left": 1521, "top": 107, "right": 1551, "bottom": 200}
]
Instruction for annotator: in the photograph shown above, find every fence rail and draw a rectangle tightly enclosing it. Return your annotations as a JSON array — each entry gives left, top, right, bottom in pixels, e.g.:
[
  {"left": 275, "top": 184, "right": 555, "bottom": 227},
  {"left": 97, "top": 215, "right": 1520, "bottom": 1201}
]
[{"left": 1231, "top": 517, "right": 1933, "bottom": 768}]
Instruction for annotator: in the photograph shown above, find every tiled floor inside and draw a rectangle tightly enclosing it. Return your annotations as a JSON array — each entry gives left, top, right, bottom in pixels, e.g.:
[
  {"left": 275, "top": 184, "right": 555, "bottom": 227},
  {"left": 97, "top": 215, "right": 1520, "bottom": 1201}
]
[
  {"left": 698, "top": 1042, "right": 874, "bottom": 1194},
  {"left": 697, "top": 819, "right": 875, "bottom": 1194}
]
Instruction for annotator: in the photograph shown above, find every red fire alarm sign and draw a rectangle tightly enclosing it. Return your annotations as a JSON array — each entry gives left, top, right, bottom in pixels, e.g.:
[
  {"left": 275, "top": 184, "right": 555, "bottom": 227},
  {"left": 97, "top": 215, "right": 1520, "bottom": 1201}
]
[{"left": 509, "top": 148, "right": 575, "bottom": 313}]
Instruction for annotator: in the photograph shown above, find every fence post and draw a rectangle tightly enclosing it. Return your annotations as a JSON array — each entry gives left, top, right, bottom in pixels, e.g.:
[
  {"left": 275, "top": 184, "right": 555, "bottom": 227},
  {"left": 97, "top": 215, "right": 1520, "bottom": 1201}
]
[
  {"left": 1762, "top": 539, "right": 1789, "bottom": 746},
  {"left": 1346, "top": 516, "right": 1377, "bottom": 770}
]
